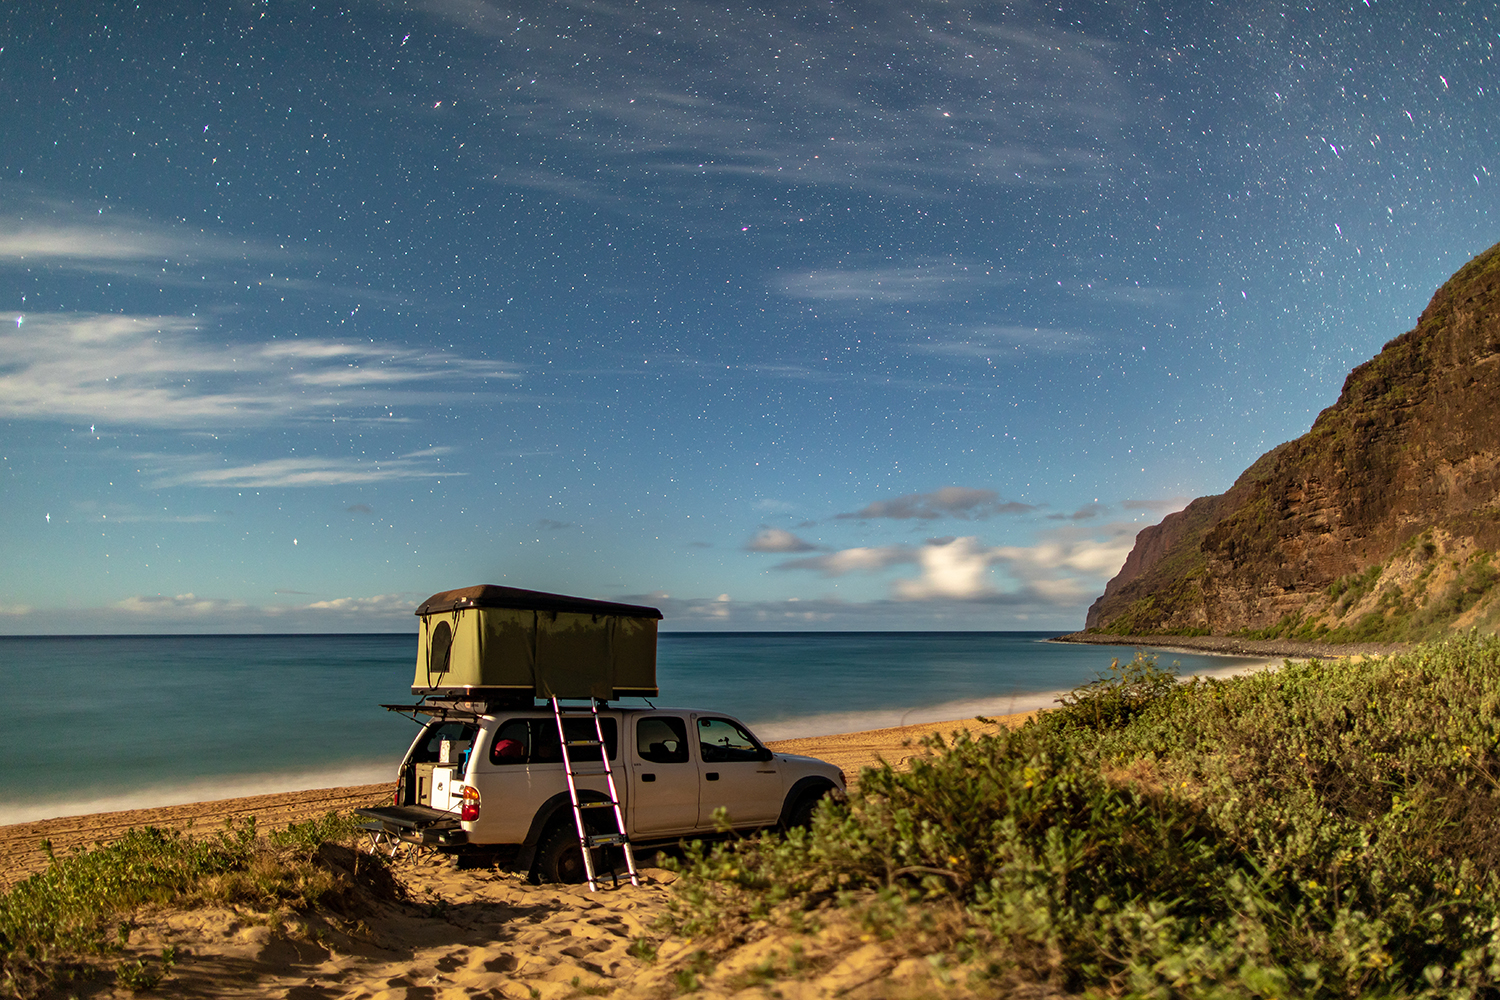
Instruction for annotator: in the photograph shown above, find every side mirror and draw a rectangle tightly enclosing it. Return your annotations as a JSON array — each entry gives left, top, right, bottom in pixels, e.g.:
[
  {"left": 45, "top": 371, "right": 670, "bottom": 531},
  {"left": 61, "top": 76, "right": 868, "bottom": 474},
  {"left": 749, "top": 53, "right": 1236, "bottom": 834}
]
[{"left": 757, "top": 746, "right": 774, "bottom": 762}]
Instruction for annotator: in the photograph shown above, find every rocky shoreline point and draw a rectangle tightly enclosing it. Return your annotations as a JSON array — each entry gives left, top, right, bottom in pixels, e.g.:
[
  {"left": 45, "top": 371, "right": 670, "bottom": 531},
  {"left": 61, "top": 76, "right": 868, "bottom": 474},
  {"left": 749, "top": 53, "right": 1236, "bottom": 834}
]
[{"left": 1051, "top": 631, "right": 1408, "bottom": 659}]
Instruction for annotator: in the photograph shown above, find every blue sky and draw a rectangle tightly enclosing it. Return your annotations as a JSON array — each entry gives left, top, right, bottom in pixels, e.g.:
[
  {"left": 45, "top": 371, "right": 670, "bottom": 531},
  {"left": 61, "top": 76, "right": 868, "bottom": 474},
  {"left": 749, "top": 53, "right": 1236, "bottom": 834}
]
[{"left": 1, "top": 0, "right": 1495, "bottom": 632}]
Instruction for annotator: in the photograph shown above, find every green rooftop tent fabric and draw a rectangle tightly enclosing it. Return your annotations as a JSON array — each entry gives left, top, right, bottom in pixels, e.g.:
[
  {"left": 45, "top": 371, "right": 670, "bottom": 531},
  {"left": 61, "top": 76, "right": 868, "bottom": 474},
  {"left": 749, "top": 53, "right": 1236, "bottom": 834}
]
[{"left": 412, "top": 585, "right": 662, "bottom": 699}]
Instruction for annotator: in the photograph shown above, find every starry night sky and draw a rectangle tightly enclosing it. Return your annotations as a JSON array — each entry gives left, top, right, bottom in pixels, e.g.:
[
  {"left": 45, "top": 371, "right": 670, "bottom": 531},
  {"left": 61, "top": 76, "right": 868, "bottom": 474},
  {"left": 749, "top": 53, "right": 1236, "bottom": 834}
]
[{"left": 1, "top": 0, "right": 1495, "bottom": 632}]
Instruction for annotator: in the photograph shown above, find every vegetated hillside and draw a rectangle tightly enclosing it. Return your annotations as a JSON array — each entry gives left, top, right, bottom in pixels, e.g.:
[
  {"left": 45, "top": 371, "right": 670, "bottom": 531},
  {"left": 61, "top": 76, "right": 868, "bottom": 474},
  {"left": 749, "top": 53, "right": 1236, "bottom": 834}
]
[{"left": 1087, "top": 239, "right": 1500, "bottom": 641}]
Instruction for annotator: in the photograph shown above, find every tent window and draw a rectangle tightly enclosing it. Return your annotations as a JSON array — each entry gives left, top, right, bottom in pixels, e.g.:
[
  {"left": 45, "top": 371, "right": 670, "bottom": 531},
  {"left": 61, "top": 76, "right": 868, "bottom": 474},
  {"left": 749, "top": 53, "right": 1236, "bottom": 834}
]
[{"left": 429, "top": 620, "right": 453, "bottom": 674}]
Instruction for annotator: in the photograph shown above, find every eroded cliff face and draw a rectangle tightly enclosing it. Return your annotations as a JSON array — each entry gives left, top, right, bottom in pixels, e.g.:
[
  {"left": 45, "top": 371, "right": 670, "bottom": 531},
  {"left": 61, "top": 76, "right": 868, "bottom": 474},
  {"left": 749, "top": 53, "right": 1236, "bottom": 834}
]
[{"left": 1087, "top": 241, "right": 1500, "bottom": 641}]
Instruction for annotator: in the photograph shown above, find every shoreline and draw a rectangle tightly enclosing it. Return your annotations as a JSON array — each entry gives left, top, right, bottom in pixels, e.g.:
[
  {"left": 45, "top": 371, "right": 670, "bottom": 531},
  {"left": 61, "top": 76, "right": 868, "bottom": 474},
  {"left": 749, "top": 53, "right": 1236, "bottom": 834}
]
[
  {"left": 1050, "top": 630, "right": 1409, "bottom": 659},
  {"left": 0, "top": 712, "right": 1035, "bottom": 890}
]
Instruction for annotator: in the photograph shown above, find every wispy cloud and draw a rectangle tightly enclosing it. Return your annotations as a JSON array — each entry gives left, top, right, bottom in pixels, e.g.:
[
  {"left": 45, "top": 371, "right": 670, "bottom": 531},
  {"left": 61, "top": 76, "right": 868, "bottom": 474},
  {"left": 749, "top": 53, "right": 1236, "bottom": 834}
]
[
  {"left": 0, "top": 591, "right": 428, "bottom": 634},
  {"left": 1048, "top": 502, "right": 1110, "bottom": 521},
  {"left": 415, "top": 0, "right": 1126, "bottom": 209},
  {"left": 115, "top": 593, "right": 249, "bottom": 616},
  {"left": 775, "top": 546, "right": 917, "bottom": 576},
  {"left": 297, "top": 593, "right": 413, "bottom": 614},
  {"left": 915, "top": 324, "right": 1097, "bottom": 357},
  {"left": 0, "top": 313, "right": 520, "bottom": 429},
  {"left": 835, "top": 487, "right": 1035, "bottom": 521},
  {"left": 67, "top": 500, "right": 221, "bottom": 524},
  {"left": 147, "top": 454, "right": 458, "bottom": 488},
  {"left": 744, "top": 527, "right": 818, "bottom": 553},
  {"left": 0, "top": 208, "right": 276, "bottom": 266},
  {"left": 777, "top": 262, "right": 1009, "bottom": 305}
]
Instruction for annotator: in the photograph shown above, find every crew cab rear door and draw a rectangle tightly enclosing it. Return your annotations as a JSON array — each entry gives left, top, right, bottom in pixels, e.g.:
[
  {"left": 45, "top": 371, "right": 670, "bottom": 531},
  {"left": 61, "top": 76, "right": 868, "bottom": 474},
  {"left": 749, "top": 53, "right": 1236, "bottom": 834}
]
[
  {"left": 693, "top": 714, "right": 783, "bottom": 828},
  {"left": 629, "top": 713, "right": 699, "bottom": 836}
]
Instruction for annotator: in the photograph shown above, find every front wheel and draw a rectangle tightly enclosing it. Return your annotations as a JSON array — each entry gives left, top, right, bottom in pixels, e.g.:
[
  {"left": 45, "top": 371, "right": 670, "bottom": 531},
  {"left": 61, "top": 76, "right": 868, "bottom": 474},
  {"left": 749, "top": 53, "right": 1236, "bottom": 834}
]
[{"left": 783, "top": 786, "right": 830, "bottom": 831}]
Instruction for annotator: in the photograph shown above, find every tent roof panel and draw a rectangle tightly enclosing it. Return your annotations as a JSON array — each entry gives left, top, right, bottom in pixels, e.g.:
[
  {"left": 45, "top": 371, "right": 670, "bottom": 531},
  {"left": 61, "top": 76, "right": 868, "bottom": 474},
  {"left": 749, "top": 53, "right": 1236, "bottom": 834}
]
[{"left": 415, "top": 584, "right": 664, "bottom": 619}]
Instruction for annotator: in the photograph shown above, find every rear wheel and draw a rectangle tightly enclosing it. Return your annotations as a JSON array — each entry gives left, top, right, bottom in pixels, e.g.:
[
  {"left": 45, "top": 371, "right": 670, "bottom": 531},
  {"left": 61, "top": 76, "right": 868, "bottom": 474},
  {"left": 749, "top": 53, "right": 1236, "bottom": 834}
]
[{"left": 535, "top": 825, "right": 588, "bottom": 884}]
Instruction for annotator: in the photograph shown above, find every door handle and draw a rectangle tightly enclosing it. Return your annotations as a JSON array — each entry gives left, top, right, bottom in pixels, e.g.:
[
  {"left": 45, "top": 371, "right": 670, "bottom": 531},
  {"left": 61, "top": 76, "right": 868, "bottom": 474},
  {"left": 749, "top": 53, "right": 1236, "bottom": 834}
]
[
  {"left": 641, "top": 773, "right": 656, "bottom": 782},
  {"left": 705, "top": 772, "right": 720, "bottom": 781}
]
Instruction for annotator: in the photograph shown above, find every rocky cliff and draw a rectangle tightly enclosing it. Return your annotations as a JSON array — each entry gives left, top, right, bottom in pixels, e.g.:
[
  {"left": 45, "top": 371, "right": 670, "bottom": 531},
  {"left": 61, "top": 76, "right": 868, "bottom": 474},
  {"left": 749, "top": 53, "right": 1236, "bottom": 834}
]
[{"left": 1087, "top": 240, "right": 1500, "bottom": 642}]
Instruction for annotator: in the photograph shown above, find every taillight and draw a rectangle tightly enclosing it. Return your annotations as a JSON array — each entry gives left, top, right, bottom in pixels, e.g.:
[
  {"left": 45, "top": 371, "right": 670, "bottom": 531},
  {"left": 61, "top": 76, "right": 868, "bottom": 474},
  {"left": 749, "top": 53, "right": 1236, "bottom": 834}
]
[{"left": 460, "top": 784, "right": 480, "bottom": 822}]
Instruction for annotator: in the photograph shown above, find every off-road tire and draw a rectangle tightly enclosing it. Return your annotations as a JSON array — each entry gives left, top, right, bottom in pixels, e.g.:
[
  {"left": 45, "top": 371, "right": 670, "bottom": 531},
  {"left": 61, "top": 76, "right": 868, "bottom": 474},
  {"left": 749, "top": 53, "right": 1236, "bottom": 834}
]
[
  {"left": 784, "top": 787, "right": 829, "bottom": 830},
  {"left": 535, "top": 824, "right": 589, "bottom": 884}
]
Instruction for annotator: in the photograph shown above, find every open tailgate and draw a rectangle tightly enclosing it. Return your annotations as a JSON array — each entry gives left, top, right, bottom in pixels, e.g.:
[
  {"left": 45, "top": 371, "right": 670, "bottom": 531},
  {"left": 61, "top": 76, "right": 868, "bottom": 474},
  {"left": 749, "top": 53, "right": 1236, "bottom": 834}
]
[{"left": 354, "top": 804, "right": 467, "bottom": 847}]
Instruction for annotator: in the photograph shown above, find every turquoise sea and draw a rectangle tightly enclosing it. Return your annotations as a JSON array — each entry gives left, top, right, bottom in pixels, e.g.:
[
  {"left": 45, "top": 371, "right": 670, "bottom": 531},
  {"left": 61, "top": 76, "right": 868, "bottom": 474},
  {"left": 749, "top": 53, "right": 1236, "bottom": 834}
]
[{"left": 0, "top": 632, "right": 1273, "bottom": 824}]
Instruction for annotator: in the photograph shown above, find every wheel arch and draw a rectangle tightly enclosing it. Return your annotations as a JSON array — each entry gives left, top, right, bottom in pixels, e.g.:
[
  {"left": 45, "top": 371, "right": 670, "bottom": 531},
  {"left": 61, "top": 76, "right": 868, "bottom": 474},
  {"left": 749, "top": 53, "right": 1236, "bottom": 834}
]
[
  {"left": 777, "top": 775, "right": 837, "bottom": 829},
  {"left": 513, "top": 789, "right": 612, "bottom": 873}
]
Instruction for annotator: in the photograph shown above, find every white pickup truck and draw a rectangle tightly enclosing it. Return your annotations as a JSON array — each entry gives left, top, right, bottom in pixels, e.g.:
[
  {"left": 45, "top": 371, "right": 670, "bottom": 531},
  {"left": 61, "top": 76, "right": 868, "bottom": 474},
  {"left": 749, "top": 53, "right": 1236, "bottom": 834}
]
[{"left": 358, "top": 702, "right": 845, "bottom": 882}]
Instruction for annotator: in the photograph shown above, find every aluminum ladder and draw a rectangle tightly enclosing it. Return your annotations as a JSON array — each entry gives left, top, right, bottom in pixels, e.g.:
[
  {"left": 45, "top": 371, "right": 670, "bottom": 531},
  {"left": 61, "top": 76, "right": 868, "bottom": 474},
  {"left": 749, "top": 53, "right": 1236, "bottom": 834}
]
[{"left": 551, "top": 696, "right": 640, "bottom": 891}]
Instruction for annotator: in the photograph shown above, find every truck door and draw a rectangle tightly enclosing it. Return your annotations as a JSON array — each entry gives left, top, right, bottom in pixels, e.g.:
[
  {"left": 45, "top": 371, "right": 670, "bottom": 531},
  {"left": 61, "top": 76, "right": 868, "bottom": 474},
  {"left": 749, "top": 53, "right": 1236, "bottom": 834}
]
[
  {"left": 630, "top": 715, "right": 699, "bottom": 835},
  {"left": 694, "top": 715, "right": 783, "bottom": 828}
]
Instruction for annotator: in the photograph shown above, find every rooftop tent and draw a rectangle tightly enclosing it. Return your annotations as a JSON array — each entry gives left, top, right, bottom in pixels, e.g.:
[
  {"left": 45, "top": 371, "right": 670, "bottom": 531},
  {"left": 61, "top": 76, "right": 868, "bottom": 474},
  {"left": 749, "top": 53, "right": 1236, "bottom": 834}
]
[{"left": 412, "top": 585, "right": 662, "bottom": 700}]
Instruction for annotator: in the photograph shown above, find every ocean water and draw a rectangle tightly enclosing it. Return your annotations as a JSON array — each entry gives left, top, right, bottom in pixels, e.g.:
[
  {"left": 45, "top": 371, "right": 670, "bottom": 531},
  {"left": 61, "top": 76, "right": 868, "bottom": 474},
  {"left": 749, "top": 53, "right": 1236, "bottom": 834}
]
[{"left": 0, "top": 632, "right": 1274, "bottom": 825}]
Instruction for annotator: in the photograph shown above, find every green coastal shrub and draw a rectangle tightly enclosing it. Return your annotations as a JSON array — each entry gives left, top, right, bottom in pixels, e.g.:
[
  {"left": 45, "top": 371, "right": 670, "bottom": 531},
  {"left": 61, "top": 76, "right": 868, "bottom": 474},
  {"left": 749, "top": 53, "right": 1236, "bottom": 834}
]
[
  {"left": 0, "top": 811, "right": 372, "bottom": 997},
  {"left": 665, "top": 634, "right": 1500, "bottom": 998}
]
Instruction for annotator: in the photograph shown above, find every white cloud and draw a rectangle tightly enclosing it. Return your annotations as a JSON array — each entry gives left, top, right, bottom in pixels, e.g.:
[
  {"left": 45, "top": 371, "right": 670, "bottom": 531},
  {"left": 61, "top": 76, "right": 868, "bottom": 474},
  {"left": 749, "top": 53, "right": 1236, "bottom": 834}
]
[
  {"left": 772, "top": 523, "right": 1136, "bottom": 606},
  {"left": 299, "top": 593, "right": 414, "bottom": 614},
  {"left": 744, "top": 527, "right": 817, "bottom": 553},
  {"left": 115, "top": 593, "right": 248, "bottom": 616},
  {"left": 775, "top": 546, "right": 918, "bottom": 576},
  {"left": 0, "top": 313, "right": 520, "bottom": 429},
  {"left": 893, "top": 536, "right": 999, "bottom": 600},
  {"left": 994, "top": 525, "right": 1137, "bottom": 578},
  {"left": 0, "top": 591, "right": 428, "bottom": 634}
]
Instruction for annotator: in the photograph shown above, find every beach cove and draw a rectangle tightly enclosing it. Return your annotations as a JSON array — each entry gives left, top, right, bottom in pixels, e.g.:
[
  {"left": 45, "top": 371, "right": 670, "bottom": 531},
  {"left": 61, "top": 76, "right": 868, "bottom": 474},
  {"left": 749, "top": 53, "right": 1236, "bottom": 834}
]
[{"left": 0, "top": 712, "right": 1042, "bottom": 1000}]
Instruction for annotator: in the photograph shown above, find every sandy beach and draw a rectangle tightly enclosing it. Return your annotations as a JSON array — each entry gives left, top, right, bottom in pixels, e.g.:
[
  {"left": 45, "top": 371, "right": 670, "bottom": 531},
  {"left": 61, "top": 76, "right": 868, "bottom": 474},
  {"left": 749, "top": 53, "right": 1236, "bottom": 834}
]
[{"left": 0, "top": 713, "right": 1040, "bottom": 999}]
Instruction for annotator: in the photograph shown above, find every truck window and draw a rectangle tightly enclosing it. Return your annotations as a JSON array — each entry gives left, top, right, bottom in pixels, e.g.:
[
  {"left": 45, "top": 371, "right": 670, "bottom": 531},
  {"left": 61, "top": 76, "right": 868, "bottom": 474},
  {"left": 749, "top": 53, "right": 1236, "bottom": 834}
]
[
  {"left": 637, "top": 716, "right": 689, "bottom": 764},
  {"left": 488, "top": 719, "right": 530, "bottom": 764},
  {"left": 413, "top": 721, "right": 476, "bottom": 764},
  {"left": 697, "top": 717, "right": 763, "bottom": 763},
  {"left": 488, "top": 718, "right": 617, "bottom": 764}
]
